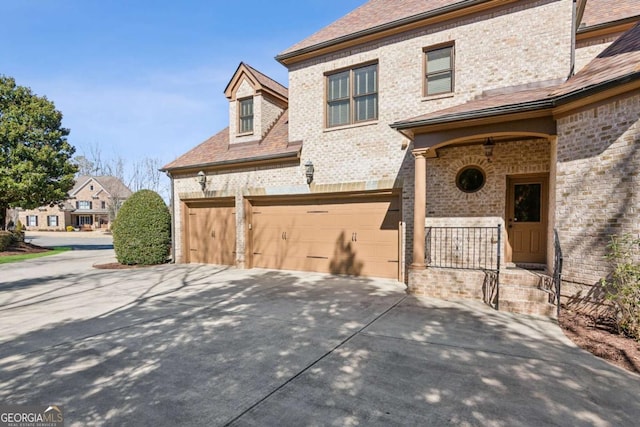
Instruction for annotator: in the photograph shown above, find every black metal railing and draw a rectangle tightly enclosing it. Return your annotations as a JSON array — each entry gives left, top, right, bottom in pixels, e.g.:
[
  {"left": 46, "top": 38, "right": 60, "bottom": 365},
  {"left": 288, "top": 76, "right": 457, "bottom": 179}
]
[
  {"left": 425, "top": 225, "right": 502, "bottom": 309},
  {"left": 552, "top": 229, "right": 563, "bottom": 316}
]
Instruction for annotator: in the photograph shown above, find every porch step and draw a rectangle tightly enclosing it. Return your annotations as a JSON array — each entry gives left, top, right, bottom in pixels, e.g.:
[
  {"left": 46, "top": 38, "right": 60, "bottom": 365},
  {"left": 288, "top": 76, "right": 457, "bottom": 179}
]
[
  {"left": 500, "top": 268, "right": 547, "bottom": 288},
  {"left": 499, "top": 299, "right": 558, "bottom": 318},
  {"left": 497, "top": 269, "right": 557, "bottom": 318},
  {"left": 499, "top": 285, "right": 551, "bottom": 304}
]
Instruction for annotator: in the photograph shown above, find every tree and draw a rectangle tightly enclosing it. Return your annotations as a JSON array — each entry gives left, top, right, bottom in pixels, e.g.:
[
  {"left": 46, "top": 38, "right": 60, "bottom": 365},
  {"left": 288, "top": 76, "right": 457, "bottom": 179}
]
[
  {"left": 0, "top": 76, "right": 77, "bottom": 228},
  {"left": 112, "top": 190, "right": 171, "bottom": 265},
  {"left": 73, "top": 155, "right": 97, "bottom": 176}
]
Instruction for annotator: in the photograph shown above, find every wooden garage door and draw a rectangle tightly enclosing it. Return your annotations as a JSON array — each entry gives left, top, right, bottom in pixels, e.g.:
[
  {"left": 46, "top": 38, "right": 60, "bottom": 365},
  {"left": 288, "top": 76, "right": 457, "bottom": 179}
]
[
  {"left": 184, "top": 201, "right": 236, "bottom": 265},
  {"left": 251, "top": 196, "right": 400, "bottom": 279}
]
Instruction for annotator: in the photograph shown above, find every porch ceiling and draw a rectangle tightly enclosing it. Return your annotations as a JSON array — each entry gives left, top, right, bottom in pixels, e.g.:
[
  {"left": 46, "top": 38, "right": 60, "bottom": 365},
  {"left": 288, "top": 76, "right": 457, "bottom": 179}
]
[{"left": 411, "top": 115, "right": 557, "bottom": 153}]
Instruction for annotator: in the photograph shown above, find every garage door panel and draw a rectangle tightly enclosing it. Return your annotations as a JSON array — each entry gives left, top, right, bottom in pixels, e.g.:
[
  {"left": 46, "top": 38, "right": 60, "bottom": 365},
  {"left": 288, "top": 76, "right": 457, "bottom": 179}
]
[
  {"left": 251, "top": 196, "right": 400, "bottom": 279},
  {"left": 185, "top": 203, "right": 236, "bottom": 266},
  {"left": 252, "top": 253, "right": 288, "bottom": 270}
]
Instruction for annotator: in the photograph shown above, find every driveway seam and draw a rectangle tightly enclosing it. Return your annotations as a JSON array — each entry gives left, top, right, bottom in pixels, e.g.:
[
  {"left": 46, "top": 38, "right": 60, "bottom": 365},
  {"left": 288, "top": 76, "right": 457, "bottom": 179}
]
[{"left": 223, "top": 295, "right": 408, "bottom": 427}]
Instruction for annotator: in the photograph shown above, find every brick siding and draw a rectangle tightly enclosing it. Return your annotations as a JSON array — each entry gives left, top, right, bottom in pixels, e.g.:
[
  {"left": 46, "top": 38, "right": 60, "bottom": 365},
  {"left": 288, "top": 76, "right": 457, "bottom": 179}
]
[{"left": 555, "top": 91, "right": 640, "bottom": 308}]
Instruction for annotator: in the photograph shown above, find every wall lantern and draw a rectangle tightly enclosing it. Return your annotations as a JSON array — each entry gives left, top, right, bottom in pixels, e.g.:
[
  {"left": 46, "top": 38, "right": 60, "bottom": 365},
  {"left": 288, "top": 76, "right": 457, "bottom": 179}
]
[
  {"left": 197, "top": 170, "right": 206, "bottom": 191},
  {"left": 304, "top": 160, "right": 315, "bottom": 184},
  {"left": 483, "top": 138, "right": 495, "bottom": 161}
]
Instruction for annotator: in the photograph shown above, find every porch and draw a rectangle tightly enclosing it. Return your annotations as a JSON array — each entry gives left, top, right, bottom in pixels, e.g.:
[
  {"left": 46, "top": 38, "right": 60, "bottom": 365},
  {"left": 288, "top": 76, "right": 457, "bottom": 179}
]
[
  {"left": 70, "top": 213, "right": 110, "bottom": 230},
  {"left": 391, "top": 94, "right": 563, "bottom": 317},
  {"left": 408, "top": 224, "right": 562, "bottom": 318}
]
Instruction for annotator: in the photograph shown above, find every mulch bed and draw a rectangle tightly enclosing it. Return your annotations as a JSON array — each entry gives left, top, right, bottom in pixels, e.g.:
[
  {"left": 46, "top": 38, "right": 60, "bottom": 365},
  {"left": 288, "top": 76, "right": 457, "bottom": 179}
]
[
  {"left": 559, "top": 308, "right": 640, "bottom": 374},
  {"left": 0, "top": 241, "right": 50, "bottom": 256}
]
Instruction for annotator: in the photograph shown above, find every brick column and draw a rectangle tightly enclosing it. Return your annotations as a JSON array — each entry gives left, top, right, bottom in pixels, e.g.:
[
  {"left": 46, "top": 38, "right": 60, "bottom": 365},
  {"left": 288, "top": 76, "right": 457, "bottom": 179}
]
[{"left": 411, "top": 151, "right": 426, "bottom": 269}]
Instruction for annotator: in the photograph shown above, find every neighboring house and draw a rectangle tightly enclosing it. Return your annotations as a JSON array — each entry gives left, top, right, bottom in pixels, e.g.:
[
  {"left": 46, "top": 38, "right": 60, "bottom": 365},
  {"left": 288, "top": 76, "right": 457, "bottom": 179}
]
[
  {"left": 18, "top": 176, "right": 132, "bottom": 231},
  {"left": 162, "top": 0, "right": 640, "bottom": 317}
]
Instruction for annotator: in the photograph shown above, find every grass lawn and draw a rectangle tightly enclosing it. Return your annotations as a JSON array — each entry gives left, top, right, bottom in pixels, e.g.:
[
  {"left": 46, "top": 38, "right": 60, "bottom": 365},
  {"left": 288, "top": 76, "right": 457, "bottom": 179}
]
[{"left": 0, "top": 247, "right": 73, "bottom": 264}]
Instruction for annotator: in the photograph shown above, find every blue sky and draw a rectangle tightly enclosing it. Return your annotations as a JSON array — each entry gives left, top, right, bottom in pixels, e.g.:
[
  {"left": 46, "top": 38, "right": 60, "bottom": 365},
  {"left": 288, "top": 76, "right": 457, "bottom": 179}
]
[{"left": 1, "top": 0, "right": 365, "bottom": 172}]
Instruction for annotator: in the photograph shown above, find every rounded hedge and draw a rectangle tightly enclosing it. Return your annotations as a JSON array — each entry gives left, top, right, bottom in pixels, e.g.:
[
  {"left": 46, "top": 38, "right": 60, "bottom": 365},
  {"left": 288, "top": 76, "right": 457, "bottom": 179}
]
[{"left": 112, "top": 189, "right": 171, "bottom": 265}]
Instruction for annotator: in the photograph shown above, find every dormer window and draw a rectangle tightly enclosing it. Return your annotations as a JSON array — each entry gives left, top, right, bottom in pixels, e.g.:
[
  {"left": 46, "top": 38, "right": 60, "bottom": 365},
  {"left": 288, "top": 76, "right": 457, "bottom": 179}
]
[{"left": 239, "top": 97, "right": 254, "bottom": 134}]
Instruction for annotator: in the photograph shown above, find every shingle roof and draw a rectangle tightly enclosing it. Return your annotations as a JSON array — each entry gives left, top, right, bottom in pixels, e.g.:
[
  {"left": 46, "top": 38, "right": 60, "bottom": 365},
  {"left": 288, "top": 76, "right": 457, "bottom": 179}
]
[
  {"left": 580, "top": 0, "right": 640, "bottom": 28},
  {"left": 556, "top": 21, "right": 640, "bottom": 95},
  {"left": 161, "top": 110, "right": 301, "bottom": 171},
  {"left": 71, "top": 176, "right": 132, "bottom": 198},
  {"left": 393, "top": 22, "right": 640, "bottom": 129},
  {"left": 278, "top": 0, "right": 469, "bottom": 58},
  {"left": 243, "top": 63, "right": 288, "bottom": 99},
  {"left": 279, "top": 0, "right": 640, "bottom": 62},
  {"left": 392, "top": 86, "right": 557, "bottom": 129},
  {"left": 94, "top": 176, "right": 133, "bottom": 198}
]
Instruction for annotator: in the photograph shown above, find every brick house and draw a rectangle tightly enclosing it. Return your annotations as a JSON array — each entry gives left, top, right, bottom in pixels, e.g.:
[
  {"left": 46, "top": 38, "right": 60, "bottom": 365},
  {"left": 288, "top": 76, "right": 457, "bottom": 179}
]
[
  {"left": 18, "top": 176, "right": 132, "bottom": 231},
  {"left": 162, "top": 0, "right": 640, "bottom": 317}
]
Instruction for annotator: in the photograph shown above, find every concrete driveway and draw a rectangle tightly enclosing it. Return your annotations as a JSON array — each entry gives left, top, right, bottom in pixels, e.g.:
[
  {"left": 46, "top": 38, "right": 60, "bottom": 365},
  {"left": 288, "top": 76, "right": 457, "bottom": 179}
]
[{"left": 1, "top": 249, "right": 639, "bottom": 426}]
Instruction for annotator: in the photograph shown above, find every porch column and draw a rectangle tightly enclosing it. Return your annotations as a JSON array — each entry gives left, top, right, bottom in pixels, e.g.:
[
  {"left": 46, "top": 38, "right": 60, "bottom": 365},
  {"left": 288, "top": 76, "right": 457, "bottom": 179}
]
[{"left": 411, "top": 151, "right": 426, "bottom": 269}]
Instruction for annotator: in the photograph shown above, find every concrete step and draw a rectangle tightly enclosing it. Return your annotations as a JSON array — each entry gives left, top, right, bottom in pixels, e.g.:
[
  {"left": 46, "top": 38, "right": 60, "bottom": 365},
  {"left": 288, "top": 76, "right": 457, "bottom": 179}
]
[{"left": 499, "top": 299, "right": 558, "bottom": 318}]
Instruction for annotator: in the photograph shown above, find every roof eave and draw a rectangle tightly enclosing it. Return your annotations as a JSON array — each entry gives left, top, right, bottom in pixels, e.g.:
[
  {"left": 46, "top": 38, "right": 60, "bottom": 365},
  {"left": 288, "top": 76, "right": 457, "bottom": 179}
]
[
  {"left": 390, "top": 99, "right": 555, "bottom": 131},
  {"left": 276, "top": 0, "right": 494, "bottom": 65},
  {"left": 577, "top": 15, "right": 640, "bottom": 36},
  {"left": 390, "top": 71, "right": 640, "bottom": 133},
  {"left": 161, "top": 145, "right": 302, "bottom": 173}
]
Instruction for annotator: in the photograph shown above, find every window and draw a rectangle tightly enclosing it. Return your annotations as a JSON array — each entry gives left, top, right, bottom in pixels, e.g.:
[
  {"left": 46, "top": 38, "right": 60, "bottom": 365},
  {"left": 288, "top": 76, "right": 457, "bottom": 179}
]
[
  {"left": 76, "top": 201, "right": 92, "bottom": 210},
  {"left": 101, "top": 201, "right": 106, "bottom": 209},
  {"left": 27, "top": 215, "right": 38, "bottom": 227},
  {"left": 47, "top": 215, "right": 59, "bottom": 227},
  {"left": 90, "top": 185, "right": 94, "bottom": 191},
  {"left": 425, "top": 44, "right": 454, "bottom": 96},
  {"left": 514, "top": 184, "right": 541, "bottom": 222},
  {"left": 238, "top": 98, "right": 254, "bottom": 134},
  {"left": 327, "top": 63, "right": 378, "bottom": 127},
  {"left": 78, "top": 216, "right": 92, "bottom": 226},
  {"left": 456, "top": 166, "right": 485, "bottom": 193}
]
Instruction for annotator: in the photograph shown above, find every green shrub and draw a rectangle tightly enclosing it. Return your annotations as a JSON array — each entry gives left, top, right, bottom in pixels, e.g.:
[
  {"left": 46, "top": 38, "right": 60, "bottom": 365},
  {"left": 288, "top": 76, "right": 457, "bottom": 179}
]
[
  {"left": 601, "top": 234, "right": 640, "bottom": 340},
  {"left": 66, "top": 226, "right": 74, "bottom": 232},
  {"left": 112, "top": 189, "right": 171, "bottom": 265},
  {"left": 12, "top": 221, "right": 25, "bottom": 243},
  {"left": 0, "top": 231, "right": 13, "bottom": 251}
]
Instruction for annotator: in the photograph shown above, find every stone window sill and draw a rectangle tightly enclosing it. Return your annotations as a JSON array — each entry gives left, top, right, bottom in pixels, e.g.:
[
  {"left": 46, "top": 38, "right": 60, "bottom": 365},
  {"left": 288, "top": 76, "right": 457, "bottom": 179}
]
[{"left": 421, "top": 93, "right": 455, "bottom": 102}]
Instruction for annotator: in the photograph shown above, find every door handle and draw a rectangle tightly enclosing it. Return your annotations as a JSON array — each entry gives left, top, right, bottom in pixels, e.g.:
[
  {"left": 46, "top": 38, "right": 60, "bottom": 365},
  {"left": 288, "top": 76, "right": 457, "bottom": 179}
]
[{"left": 211, "top": 230, "right": 215, "bottom": 238}]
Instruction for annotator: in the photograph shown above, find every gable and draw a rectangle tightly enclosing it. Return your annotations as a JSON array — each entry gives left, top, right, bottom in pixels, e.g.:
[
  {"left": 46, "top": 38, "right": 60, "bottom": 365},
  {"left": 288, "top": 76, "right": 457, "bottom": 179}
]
[
  {"left": 225, "top": 70, "right": 259, "bottom": 101},
  {"left": 224, "top": 62, "right": 288, "bottom": 104},
  {"left": 70, "top": 177, "right": 101, "bottom": 197},
  {"left": 236, "top": 78, "right": 255, "bottom": 100}
]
